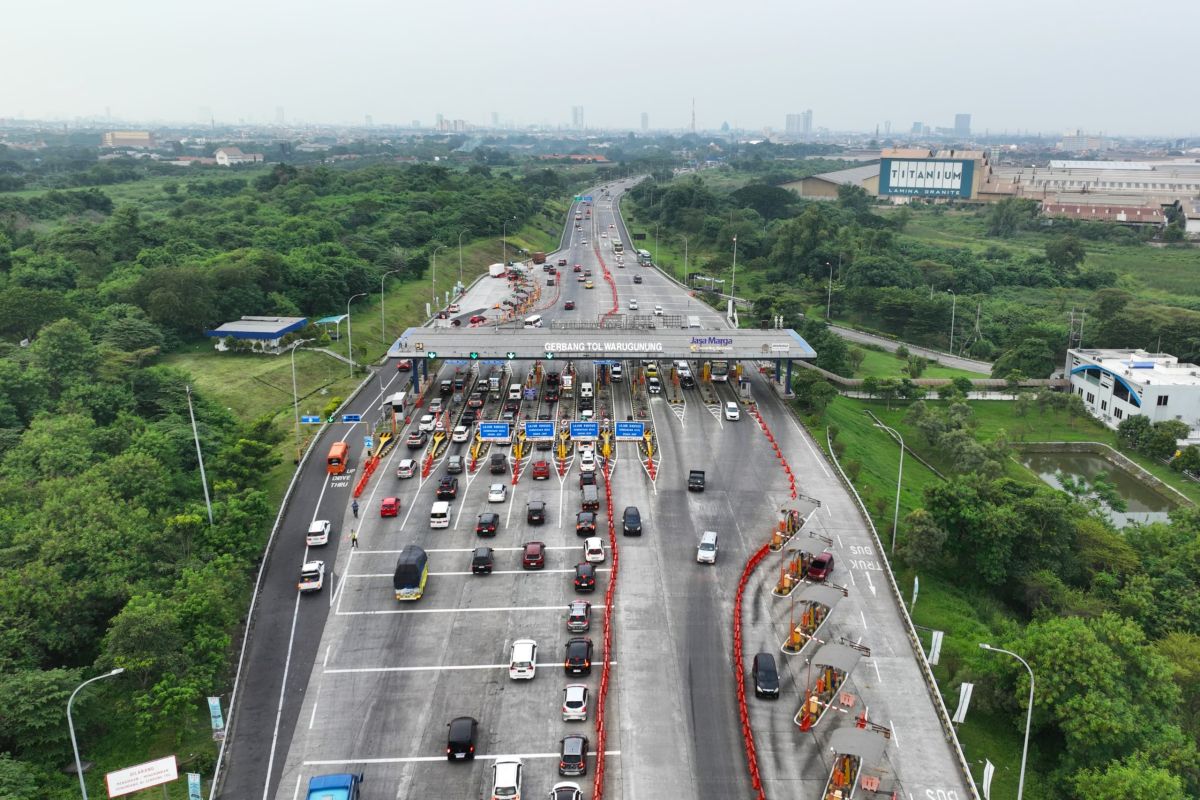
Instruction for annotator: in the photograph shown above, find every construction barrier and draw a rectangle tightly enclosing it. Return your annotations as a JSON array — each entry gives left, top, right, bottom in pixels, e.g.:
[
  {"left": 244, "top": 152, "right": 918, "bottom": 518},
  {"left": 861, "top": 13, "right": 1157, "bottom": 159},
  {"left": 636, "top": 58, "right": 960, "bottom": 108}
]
[
  {"left": 352, "top": 455, "right": 380, "bottom": 498},
  {"left": 749, "top": 404, "right": 798, "bottom": 500},
  {"left": 592, "top": 459, "right": 620, "bottom": 800},
  {"left": 733, "top": 543, "right": 771, "bottom": 800}
]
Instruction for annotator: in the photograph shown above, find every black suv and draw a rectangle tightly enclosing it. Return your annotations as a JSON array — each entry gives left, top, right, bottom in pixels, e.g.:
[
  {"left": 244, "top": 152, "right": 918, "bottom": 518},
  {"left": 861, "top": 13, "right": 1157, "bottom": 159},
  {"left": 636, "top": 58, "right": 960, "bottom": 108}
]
[
  {"left": 446, "top": 715, "right": 478, "bottom": 760},
  {"left": 545, "top": 372, "right": 560, "bottom": 387},
  {"left": 476, "top": 512, "right": 499, "bottom": 537},
  {"left": 575, "top": 511, "right": 596, "bottom": 536},
  {"left": 527, "top": 500, "right": 547, "bottom": 524},
  {"left": 752, "top": 652, "right": 780, "bottom": 699},
  {"left": 436, "top": 476, "right": 459, "bottom": 500},
  {"left": 622, "top": 506, "right": 642, "bottom": 536},
  {"left": 461, "top": 408, "right": 478, "bottom": 424},
  {"left": 471, "top": 547, "right": 494, "bottom": 575},
  {"left": 559, "top": 734, "right": 589, "bottom": 777},
  {"left": 564, "top": 637, "right": 593, "bottom": 675},
  {"left": 490, "top": 453, "right": 507, "bottom": 474},
  {"left": 574, "top": 563, "right": 596, "bottom": 593}
]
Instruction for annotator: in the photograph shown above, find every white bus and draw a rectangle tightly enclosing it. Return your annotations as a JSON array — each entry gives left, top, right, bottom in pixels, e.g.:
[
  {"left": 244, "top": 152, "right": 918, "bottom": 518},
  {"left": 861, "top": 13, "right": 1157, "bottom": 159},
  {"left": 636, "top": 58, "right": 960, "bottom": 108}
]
[{"left": 524, "top": 314, "right": 543, "bottom": 328}]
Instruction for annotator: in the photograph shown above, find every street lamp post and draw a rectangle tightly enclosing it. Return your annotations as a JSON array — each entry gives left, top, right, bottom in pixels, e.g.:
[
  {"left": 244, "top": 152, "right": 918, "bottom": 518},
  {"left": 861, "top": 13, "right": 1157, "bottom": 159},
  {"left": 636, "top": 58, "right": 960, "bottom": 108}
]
[
  {"left": 730, "top": 235, "right": 739, "bottom": 301},
  {"left": 947, "top": 289, "right": 957, "bottom": 355},
  {"left": 379, "top": 269, "right": 401, "bottom": 344},
  {"left": 874, "top": 422, "right": 905, "bottom": 554},
  {"left": 501, "top": 217, "right": 516, "bottom": 267},
  {"left": 980, "top": 644, "right": 1035, "bottom": 800},
  {"left": 431, "top": 244, "right": 448, "bottom": 310},
  {"left": 457, "top": 228, "right": 471, "bottom": 283},
  {"left": 290, "top": 338, "right": 313, "bottom": 462},
  {"left": 653, "top": 223, "right": 659, "bottom": 267},
  {"left": 825, "top": 261, "right": 834, "bottom": 320},
  {"left": 68, "top": 668, "right": 124, "bottom": 800},
  {"left": 346, "top": 292, "right": 366, "bottom": 377},
  {"left": 677, "top": 234, "right": 689, "bottom": 283}
]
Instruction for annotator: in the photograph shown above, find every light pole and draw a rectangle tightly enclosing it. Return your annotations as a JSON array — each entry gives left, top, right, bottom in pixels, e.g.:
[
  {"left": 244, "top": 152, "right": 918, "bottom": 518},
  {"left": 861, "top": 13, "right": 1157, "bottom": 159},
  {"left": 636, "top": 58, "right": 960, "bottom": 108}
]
[
  {"left": 457, "top": 228, "right": 471, "bottom": 283},
  {"left": 730, "top": 235, "right": 739, "bottom": 299},
  {"left": 289, "top": 338, "right": 312, "bottom": 462},
  {"left": 947, "top": 289, "right": 957, "bottom": 355},
  {"left": 501, "top": 217, "right": 516, "bottom": 266},
  {"left": 825, "top": 261, "right": 834, "bottom": 320},
  {"left": 379, "top": 269, "right": 401, "bottom": 344},
  {"left": 68, "top": 668, "right": 124, "bottom": 800},
  {"left": 874, "top": 421, "right": 904, "bottom": 554},
  {"left": 431, "top": 244, "right": 448, "bottom": 310},
  {"left": 653, "top": 223, "right": 660, "bottom": 267},
  {"left": 676, "top": 234, "right": 689, "bottom": 283},
  {"left": 346, "top": 292, "right": 366, "bottom": 377},
  {"left": 980, "top": 643, "right": 1035, "bottom": 800}
]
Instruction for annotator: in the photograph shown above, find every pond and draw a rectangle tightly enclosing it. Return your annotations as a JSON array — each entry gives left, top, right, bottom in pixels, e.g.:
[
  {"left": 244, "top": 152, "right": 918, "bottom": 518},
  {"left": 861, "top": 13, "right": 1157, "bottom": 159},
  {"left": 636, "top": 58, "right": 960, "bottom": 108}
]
[{"left": 1019, "top": 450, "right": 1177, "bottom": 528}]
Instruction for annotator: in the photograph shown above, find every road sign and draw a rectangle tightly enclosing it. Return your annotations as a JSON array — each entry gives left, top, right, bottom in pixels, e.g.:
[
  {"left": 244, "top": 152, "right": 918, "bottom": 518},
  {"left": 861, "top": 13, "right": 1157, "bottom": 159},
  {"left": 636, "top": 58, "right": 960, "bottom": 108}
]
[
  {"left": 106, "top": 755, "right": 178, "bottom": 797},
  {"left": 583, "top": 195, "right": 593, "bottom": 201},
  {"left": 426, "top": 352, "right": 438, "bottom": 360},
  {"left": 300, "top": 415, "right": 322, "bottom": 424},
  {"left": 341, "top": 414, "right": 362, "bottom": 423},
  {"left": 469, "top": 352, "right": 480, "bottom": 360},
  {"left": 478, "top": 422, "right": 512, "bottom": 442},
  {"left": 188, "top": 773, "right": 202, "bottom": 800},
  {"left": 614, "top": 421, "right": 645, "bottom": 441},
  {"left": 506, "top": 351, "right": 517, "bottom": 360},
  {"left": 523, "top": 421, "right": 555, "bottom": 440},
  {"left": 484, "top": 359, "right": 505, "bottom": 366},
  {"left": 364, "top": 436, "right": 374, "bottom": 451},
  {"left": 207, "top": 697, "right": 225, "bottom": 737},
  {"left": 570, "top": 421, "right": 600, "bottom": 440},
  {"left": 544, "top": 351, "right": 556, "bottom": 359},
  {"left": 446, "top": 359, "right": 467, "bottom": 365}
]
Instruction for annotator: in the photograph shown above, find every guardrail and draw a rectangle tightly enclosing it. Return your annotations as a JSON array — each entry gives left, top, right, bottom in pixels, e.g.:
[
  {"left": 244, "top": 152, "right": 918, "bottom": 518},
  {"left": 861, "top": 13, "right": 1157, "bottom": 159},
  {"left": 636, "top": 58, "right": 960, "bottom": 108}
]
[{"left": 822, "top": 427, "right": 980, "bottom": 799}]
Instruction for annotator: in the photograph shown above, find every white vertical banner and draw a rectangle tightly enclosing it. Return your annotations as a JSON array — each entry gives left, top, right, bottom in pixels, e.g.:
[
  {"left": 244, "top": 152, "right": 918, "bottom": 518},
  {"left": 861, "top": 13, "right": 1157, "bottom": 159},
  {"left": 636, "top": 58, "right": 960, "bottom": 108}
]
[
  {"left": 911, "top": 575, "right": 919, "bottom": 609},
  {"left": 982, "top": 759, "right": 995, "bottom": 800},
  {"left": 951, "top": 681, "right": 974, "bottom": 724}
]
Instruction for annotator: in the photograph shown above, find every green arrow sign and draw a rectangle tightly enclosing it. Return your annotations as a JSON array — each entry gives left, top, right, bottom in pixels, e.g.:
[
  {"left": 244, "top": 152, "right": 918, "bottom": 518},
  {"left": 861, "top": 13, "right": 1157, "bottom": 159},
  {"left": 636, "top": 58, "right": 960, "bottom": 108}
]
[
  {"left": 426, "top": 352, "right": 438, "bottom": 360},
  {"left": 544, "top": 351, "right": 556, "bottom": 359},
  {"left": 469, "top": 352, "right": 480, "bottom": 360},
  {"left": 506, "top": 352, "right": 517, "bottom": 360}
]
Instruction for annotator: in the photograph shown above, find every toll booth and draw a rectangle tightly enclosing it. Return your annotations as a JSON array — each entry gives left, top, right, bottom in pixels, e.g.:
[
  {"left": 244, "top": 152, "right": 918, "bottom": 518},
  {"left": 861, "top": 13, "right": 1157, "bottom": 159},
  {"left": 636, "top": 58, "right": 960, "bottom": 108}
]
[
  {"left": 823, "top": 728, "right": 889, "bottom": 800},
  {"left": 781, "top": 584, "right": 845, "bottom": 655},
  {"left": 795, "top": 644, "right": 865, "bottom": 731}
]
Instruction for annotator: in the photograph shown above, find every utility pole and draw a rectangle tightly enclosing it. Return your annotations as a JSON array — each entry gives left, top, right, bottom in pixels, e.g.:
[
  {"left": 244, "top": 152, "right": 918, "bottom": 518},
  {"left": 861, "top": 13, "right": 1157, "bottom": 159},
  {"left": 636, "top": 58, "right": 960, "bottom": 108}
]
[{"left": 186, "top": 385, "right": 214, "bottom": 525}]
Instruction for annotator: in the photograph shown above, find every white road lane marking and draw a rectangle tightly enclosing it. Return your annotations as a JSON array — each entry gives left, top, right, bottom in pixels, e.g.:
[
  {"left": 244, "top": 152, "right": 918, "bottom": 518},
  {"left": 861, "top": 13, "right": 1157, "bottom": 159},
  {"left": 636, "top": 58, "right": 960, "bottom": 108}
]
[
  {"left": 344, "top": 568, "right": 611, "bottom": 578},
  {"left": 325, "top": 661, "right": 616, "bottom": 675},
  {"left": 302, "top": 750, "right": 621, "bottom": 766},
  {"left": 356, "top": 546, "right": 582, "bottom": 553}
]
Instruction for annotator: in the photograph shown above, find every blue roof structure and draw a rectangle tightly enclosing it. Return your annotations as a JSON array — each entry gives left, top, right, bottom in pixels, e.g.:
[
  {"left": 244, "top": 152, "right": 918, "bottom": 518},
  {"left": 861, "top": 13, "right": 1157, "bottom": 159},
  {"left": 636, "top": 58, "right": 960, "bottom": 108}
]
[
  {"left": 205, "top": 316, "right": 307, "bottom": 340},
  {"left": 314, "top": 314, "right": 348, "bottom": 325}
]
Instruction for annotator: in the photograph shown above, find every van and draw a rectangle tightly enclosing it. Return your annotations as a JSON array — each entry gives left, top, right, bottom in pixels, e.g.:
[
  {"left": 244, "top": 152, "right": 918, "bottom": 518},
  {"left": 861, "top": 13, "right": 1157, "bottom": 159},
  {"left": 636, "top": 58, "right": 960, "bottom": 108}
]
[
  {"left": 581, "top": 484, "right": 600, "bottom": 511},
  {"left": 610, "top": 363, "right": 623, "bottom": 381},
  {"left": 580, "top": 382, "right": 593, "bottom": 399},
  {"left": 509, "top": 639, "right": 538, "bottom": 680},
  {"left": 524, "top": 315, "right": 543, "bottom": 328},
  {"left": 697, "top": 531, "right": 719, "bottom": 564},
  {"left": 508, "top": 383, "right": 523, "bottom": 401},
  {"left": 687, "top": 315, "right": 702, "bottom": 329},
  {"left": 430, "top": 501, "right": 451, "bottom": 529}
]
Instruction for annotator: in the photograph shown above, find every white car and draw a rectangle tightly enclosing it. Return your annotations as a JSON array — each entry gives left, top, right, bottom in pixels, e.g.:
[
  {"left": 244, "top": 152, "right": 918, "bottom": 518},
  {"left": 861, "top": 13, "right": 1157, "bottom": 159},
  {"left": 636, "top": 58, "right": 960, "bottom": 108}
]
[
  {"left": 647, "top": 377, "right": 662, "bottom": 394},
  {"left": 562, "top": 685, "right": 589, "bottom": 722},
  {"left": 448, "top": 302, "right": 460, "bottom": 313},
  {"left": 724, "top": 401, "right": 740, "bottom": 421},
  {"left": 452, "top": 425, "right": 469, "bottom": 443},
  {"left": 580, "top": 409, "right": 594, "bottom": 421},
  {"left": 297, "top": 560, "right": 325, "bottom": 593},
  {"left": 418, "top": 414, "right": 435, "bottom": 432},
  {"left": 492, "top": 759, "right": 523, "bottom": 798},
  {"left": 584, "top": 537, "right": 605, "bottom": 563},
  {"left": 653, "top": 304, "right": 664, "bottom": 316},
  {"left": 306, "top": 519, "right": 330, "bottom": 546},
  {"left": 628, "top": 299, "right": 638, "bottom": 310},
  {"left": 580, "top": 451, "right": 596, "bottom": 472},
  {"left": 396, "top": 458, "right": 416, "bottom": 479},
  {"left": 609, "top": 223, "right": 616, "bottom": 228},
  {"left": 601, "top": 232, "right": 607, "bottom": 238},
  {"left": 581, "top": 239, "right": 588, "bottom": 244},
  {"left": 488, "top": 483, "right": 508, "bottom": 503},
  {"left": 550, "top": 783, "right": 583, "bottom": 800}
]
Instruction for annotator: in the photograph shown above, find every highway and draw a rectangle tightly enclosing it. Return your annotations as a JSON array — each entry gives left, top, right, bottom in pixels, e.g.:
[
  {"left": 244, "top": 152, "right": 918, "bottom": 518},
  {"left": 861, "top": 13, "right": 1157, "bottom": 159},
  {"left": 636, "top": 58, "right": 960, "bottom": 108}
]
[{"left": 223, "top": 179, "right": 973, "bottom": 800}]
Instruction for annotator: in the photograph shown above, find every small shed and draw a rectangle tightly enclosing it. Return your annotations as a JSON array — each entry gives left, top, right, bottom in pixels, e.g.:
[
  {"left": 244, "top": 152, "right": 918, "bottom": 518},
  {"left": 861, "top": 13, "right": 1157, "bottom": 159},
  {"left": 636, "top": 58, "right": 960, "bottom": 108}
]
[
  {"left": 314, "top": 314, "right": 349, "bottom": 341},
  {"left": 204, "top": 316, "right": 307, "bottom": 351}
]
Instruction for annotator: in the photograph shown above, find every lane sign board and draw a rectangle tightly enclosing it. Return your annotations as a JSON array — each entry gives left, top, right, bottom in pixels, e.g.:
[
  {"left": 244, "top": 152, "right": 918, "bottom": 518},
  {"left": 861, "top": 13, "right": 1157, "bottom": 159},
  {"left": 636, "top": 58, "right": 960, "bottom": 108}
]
[
  {"left": 570, "top": 421, "right": 600, "bottom": 440},
  {"left": 523, "top": 421, "right": 555, "bottom": 440},
  {"left": 364, "top": 436, "right": 374, "bottom": 451},
  {"left": 341, "top": 414, "right": 362, "bottom": 423},
  {"left": 300, "top": 415, "right": 322, "bottom": 424},
  {"left": 478, "top": 422, "right": 512, "bottom": 442},
  {"left": 614, "top": 421, "right": 646, "bottom": 441}
]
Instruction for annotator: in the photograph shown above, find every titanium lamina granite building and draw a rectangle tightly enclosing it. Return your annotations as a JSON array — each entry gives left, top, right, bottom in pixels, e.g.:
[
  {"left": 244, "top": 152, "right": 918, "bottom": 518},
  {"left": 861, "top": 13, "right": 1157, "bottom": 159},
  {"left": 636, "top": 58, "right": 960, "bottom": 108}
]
[{"left": 1068, "top": 348, "right": 1200, "bottom": 436}]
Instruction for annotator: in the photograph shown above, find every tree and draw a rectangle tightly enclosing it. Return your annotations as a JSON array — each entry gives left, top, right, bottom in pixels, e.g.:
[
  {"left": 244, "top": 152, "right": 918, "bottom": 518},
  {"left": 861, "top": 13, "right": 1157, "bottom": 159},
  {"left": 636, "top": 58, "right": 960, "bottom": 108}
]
[
  {"left": 1072, "top": 754, "right": 1187, "bottom": 800},
  {"left": 897, "top": 508, "right": 946, "bottom": 566},
  {"left": 991, "top": 337, "right": 1058, "bottom": 379},
  {"left": 0, "top": 754, "right": 40, "bottom": 799},
  {"left": 1045, "top": 235, "right": 1087, "bottom": 275},
  {"left": 836, "top": 183, "right": 871, "bottom": 216},
  {"left": 986, "top": 197, "right": 1038, "bottom": 237},
  {"left": 847, "top": 348, "right": 865, "bottom": 374},
  {"left": 0, "top": 668, "right": 84, "bottom": 758},
  {"left": 906, "top": 355, "right": 927, "bottom": 379}
]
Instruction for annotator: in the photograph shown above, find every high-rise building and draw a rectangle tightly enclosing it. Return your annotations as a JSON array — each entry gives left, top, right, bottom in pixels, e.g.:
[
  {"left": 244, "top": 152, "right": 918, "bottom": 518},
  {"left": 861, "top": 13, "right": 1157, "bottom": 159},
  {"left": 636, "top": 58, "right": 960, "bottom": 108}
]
[
  {"left": 571, "top": 106, "right": 585, "bottom": 129},
  {"left": 954, "top": 113, "right": 971, "bottom": 137},
  {"left": 911, "top": 121, "right": 923, "bottom": 134},
  {"left": 276, "top": 106, "right": 285, "bottom": 124},
  {"left": 802, "top": 109, "right": 813, "bottom": 136},
  {"left": 641, "top": 112, "right": 648, "bottom": 131},
  {"left": 786, "top": 111, "right": 814, "bottom": 137},
  {"left": 436, "top": 113, "right": 444, "bottom": 130}
]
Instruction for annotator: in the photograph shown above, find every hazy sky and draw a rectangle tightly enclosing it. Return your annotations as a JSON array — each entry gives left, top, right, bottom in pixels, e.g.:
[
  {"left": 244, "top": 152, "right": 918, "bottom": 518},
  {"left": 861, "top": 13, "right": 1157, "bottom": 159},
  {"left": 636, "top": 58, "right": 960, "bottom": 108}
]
[{"left": 4, "top": 0, "right": 1196, "bottom": 136}]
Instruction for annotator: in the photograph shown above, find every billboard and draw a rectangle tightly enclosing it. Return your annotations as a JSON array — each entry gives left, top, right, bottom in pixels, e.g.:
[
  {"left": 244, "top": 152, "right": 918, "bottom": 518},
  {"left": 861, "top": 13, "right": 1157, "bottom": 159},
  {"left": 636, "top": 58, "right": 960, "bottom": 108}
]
[{"left": 879, "top": 158, "right": 974, "bottom": 198}]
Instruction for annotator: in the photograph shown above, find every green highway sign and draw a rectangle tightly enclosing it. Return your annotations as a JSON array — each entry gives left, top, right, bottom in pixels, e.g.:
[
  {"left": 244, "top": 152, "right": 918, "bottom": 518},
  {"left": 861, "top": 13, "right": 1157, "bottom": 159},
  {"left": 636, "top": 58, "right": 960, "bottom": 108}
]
[
  {"left": 426, "top": 352, "right": 438, "bottom": 360},
  {"left": 469, "top": 352, "right": 480, "bottom": 360},
  {"left": 544, "top": 352, "right": 556, "bottom": 359}
]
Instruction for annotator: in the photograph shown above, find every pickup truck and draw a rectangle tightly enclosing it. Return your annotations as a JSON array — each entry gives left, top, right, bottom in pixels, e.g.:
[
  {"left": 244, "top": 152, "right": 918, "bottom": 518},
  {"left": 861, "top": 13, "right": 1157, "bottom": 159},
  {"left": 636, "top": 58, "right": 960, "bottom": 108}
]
[
  {"left": 305, "top": 772, "right": 363, "bottom": 800},
  {"left": 688, "top": 470, "right": 706, "bottom": 492}
]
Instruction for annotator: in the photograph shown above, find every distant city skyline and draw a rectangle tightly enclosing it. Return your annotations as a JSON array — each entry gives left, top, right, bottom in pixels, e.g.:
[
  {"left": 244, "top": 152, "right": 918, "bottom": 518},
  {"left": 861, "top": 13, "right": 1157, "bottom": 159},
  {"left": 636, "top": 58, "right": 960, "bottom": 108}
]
[{"left": 2, "top": 0, "right": 1197, "bottom": 136}]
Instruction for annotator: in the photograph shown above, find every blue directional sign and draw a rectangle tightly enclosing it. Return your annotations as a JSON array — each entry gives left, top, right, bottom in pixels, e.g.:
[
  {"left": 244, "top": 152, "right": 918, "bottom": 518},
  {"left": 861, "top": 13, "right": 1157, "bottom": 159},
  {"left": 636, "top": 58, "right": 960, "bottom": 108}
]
[
  {"left": 614, "top": 421, "right": 645, "bottom": 441},
  {"left": 446, "top": 359, "right": 468, "bottom": 365},
  {"left": 570, "top": 421, "right": 600, "bottom": 440},
  {"left": 364, "top": 436, "right": 374, "bottom": 450},
  {"left": 484, "top": 359, "right": 506, "bottom": 366},
  {"left": 341, "top": 413, "right": 362, "bottom": 423},
  {"left": 301, "top": 415, "right": 322, "bottom": 424},
  {"left": 583, "top": 195, "right": 593, "bottom": 202},
  {"left": 479, "top": 422, "right": 512, "bottom": 441},
  {"left": 523, "top": 421, "right": 555, "bottom": 440},
  {"left": 523, "top": 387, "right": 537, "bottom": 400}
]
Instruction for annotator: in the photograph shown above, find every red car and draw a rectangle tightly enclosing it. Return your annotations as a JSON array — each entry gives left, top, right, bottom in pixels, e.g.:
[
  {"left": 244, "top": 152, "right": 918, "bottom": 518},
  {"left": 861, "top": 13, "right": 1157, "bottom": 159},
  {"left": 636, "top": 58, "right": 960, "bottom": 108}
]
[
  {"left": 522, "top": 541, "right": 546, "bottom": 570},
  {"left": 808, "top": 551, "right": 835, "bottom": 582},
  {"left": 469, "top": 314, "right": 487, "bottom": 325},
  {"left": 573, "top": 264, "right": 582, "bottom": 273},
  {"left": 380, "top": 497, "right": 401, "bottom": 517},
  {"left": 532, "top": 460, "right": 551, "bottom": 480},
  {"left": 396, "top": 359, "right": 413, "bottom": 371},
  {"left": 564, "top": 300, "right": 576, "bottom": 310}
]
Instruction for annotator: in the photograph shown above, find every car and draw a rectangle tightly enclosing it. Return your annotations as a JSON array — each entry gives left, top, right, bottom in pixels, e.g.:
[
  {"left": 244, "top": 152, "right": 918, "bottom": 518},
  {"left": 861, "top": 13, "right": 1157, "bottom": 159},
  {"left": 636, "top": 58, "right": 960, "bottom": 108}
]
[
  {"left": 609, "top": 223, "right": 616, "bottom": 228},
  {"left": 490, "top": 453, "right": 508, "bottom": 474},
  {"left": 579, "top": 408, "right": 593, "bottom": 421},
  {"left": 418, "top": 414, "right": 436, "bottom": 432},
  {"left": 527, "top": 500, "right": 546, "bottom": 524},
  {"left": 437, "top": 476, "right": 459, "bottom": 500},
  {"left": 584, "top": 281, "right": 594, "bottom": 289},
  {"left": 644, "top": 362, "right": 659, "bottom": 378},
  {"left": 491, "top": 759, "right": 523, "bottom": 799},
  {"left": 600, "top": 232, "right": 607, "bottom": 238},
  {"left": 396, "top": 359, "right": 413, "bottom": 371},
  {"left": 579, "top": 471, "right": 596, "bottom": 488},
  {"left": 469, "top": 314, "right": 487, "bottom": 325},
  {"left": 577, "top": 274, "right": 586, "bottom": 283},
  {"left": 573, "top": 264, "right": 582, "bottom": 272},
  {"left": 298, "top": 560, "right": 325, "bottom": 593},
  {"left": 724, "top": 401, "right": 740, "bottom": 421},
  {"left": 468, "top": 393, "right": 485, "bottom": 408},
  {"left": 547, "top": 277, "right": 555, "bottom": 286},
  {"left": 584, "top": 537, "right": 605, "bottom": 563},
  {"left": 446, "top": 715, "right": 478, "bottom": 760},
  {"left": 579, "top": 450, "right": 596, "bottom": 472},
  {"left": 522, "top": 541, "right": 546, "bottom": 569},
  {"left": 697, "top": 530, "right": 719, "bottom": 564},
  {"left": 380, "top": 497, "right": 400, "bottom": 517},
  {"left": 611, "top": 363, "right": 623, "bottom": 381},
  {"left": 430, "top": 396, "right": 446, "bottom": 412},
  {"left": 476, "top": 512, "right": 499, "bottom": 537},
  {"left": 628, "top": 299, "right": 639, "bottom": 310},
  {"left": 633, "top": 275, "right": 643, "bottom": 284},
  {"left": 306, "top": 519, "right": 331, "bottom": 546},
  {"left": 558, "top": 734, "right": 589, "bottom": 777},
  {"left": 647, "top": 377, "right": 662, "bottom": 394},
  {"left": 581, "top": 239, "right": 588, "bottom": 244},
  {"left": 396, "top": 459, "right": 417, "bottom": 479},
  {"left": 563, "top": 300, "right": 575, "bottom": 310},
  {"left": 471, "top": 546, "right": 494, "bottom": 575},
  {"left": 448, "top": 303, "right": 460, "bottom": 313},
  {"left": 622, "top": 506, "right": 642, "bottom": 536},
  {"left": 532, "top": 460, "right": 551, "bottom": 480},
  {"left": 583, "top": 270, "right": 592, "bottom": 277},
  {"left": 461, "top": 408, "right": 479, "bottom": 424},
  {"left": 562, "top": 685, "right": 589, "bottom": 722},
  {"left": 575, "top": 511, "right": 596, "bottom": 536},
  {"left": 751, "top": 651, "right": 781, "bottom": 699},
  {"left": 452, "top": 425, "right": 470, "bottom": 443},
  {"left": 447, "top": 454, "right": 464, "bottom": 474},
  {"left": 545, "top": 387, "right": 560, "bottom": 402},
  {"left": 567, "top": 600, "right": 591, "bottom": 632},
  {"left": 654, "top": 304, "right": 664, "bottom": 315},
  {"left": 558, "top": 258, "right": 568, "bottom": 266},
  {"left": 406, "top": 430, "right": 428, "bottom": 449},
  {"left": 305, "top": 774, "right": 362, "bottom": 800},
  {"left": 808, "top": 551, "right": 835, "bottom": 582},
  {"left": 564, "top": 637, "right": 593, "bottom": 675},
  {"left": 487, "top": 483, "right": 508, "bottom": 503},
  {"left": 573, "top": 563, "right": 596, "bottom": 592}
]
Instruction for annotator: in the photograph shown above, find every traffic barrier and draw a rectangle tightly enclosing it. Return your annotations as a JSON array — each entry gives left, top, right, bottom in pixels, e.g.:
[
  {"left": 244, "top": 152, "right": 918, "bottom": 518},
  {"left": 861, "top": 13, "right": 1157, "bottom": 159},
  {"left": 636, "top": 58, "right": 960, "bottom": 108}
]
[
  {"left": 593, "top": 460, "right": 620, "bottom": 800},
  {"left": 352, "top": 455, "right": 380, "bottom": 497},
  {"left": 732, "top": 543, "right": 771, "bottom": 800}
]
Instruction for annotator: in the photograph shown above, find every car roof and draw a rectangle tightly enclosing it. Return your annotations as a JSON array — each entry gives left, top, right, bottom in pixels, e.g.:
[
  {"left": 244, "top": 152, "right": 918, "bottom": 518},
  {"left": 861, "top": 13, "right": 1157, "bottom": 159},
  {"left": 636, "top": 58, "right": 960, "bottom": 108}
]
[
  {"left": 525, "top": 541, "right": 544, "bottom": 551},
  {"left": 585, "top": 537, "right": 601, "bottom": 546},
  {"left": 308, "top": 520, "right": 328, "bottom": 530},
  {"left": 479, "top": 512, "right": 498, "bottom": 521},
  {"left": 562, "top": 734, "right": 586, "bottom": 752},
  {"left": 529, "top": 500, "right": 546, "bottom": 508},
  {"left": 565, "top": 683, "right": 587, "bottom": 695},
  {"left": 301, "top": 560, "right": 322, "bottom": 570},
  {"left": 576, "top": 563, "right": 594, "bottom": 573}
]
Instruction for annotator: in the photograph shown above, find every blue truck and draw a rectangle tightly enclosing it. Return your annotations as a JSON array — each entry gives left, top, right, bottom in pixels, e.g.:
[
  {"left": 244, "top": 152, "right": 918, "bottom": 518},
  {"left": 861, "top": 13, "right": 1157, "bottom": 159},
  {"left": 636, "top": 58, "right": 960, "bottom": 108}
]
[{"left": 305, "top": 773, "right": 363, "bottom": 800}]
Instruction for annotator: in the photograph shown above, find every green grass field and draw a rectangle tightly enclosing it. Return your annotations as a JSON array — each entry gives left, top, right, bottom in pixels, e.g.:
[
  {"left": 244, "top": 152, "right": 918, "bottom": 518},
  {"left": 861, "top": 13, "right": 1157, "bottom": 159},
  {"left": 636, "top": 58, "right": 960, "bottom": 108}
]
[{"left": 851, "top": 346, "right": 982, "bottom": 380}]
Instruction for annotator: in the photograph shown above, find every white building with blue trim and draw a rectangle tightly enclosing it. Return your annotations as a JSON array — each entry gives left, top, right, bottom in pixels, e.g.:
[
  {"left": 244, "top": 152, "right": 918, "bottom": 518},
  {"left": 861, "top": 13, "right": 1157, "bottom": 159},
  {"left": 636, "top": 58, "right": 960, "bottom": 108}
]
[
  {"left": 1068, "top": 348, "right": 1200, "bottom": 435},
  {"left": 205, "top": 316, "right": 307, "bottom": 352}
]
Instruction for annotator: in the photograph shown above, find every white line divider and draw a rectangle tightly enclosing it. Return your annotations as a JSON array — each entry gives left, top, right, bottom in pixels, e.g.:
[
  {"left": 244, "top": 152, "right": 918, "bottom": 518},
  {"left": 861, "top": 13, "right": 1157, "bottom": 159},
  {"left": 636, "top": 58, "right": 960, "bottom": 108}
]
[{"left": 325, "top": 660, "right": 616, "bottom": 674}]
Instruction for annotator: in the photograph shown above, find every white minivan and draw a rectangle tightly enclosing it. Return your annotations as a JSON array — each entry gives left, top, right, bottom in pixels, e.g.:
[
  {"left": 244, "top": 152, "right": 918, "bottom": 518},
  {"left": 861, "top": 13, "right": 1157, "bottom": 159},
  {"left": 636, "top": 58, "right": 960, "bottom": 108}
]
[
  {"left": 697, "top": 531, "right": 719, "bottom": 564},
  {"left": 430, "top": 500, "right": 451, "bottom": 529},
  {"left": 509, "top": 639, "right": 538, "bottom": 680},
  {"left": 524, "top": 314, "right": 543, "bottom": 329},
  {"left": 508, "top": 383, "right": 523, "bottom": 400},
  {"left": 580, "top": 382, "right": 594, "bottom": 400}
]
